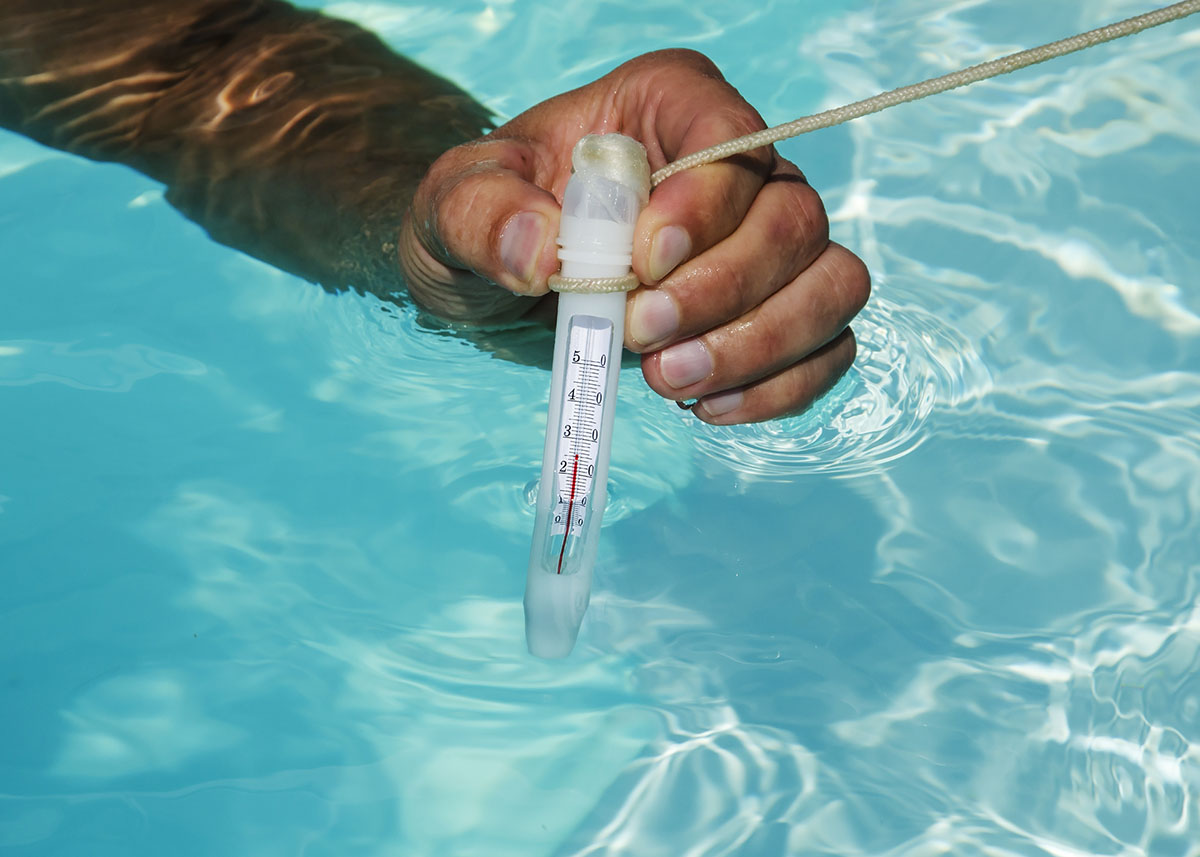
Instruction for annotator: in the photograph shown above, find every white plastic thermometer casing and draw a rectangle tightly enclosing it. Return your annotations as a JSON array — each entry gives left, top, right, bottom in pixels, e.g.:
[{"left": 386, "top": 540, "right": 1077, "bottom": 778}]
[{"left": 525, "top": 134, "right": 649, "bottom": 658}]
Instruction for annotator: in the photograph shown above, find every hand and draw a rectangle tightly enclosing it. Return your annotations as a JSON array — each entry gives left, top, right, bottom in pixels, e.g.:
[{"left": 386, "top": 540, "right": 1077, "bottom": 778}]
[{"left": 398, "top": 49, "right": 870, "bottom": 424}]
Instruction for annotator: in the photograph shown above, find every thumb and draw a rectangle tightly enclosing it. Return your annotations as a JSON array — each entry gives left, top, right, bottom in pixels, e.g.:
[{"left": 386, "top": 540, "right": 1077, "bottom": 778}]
[{"left": 400, "top": 139, "right": 562, "bottom": 321}]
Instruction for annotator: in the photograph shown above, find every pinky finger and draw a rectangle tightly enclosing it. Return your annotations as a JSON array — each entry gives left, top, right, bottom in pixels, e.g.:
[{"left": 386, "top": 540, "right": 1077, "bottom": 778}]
[{"left": 691, "top": 328, "right": 858, "bottom": 425}]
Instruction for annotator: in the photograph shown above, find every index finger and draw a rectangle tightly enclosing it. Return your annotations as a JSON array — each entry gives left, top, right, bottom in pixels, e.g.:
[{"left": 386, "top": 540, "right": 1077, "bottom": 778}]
[{"left": 628, "top": 53, "right": 774, "bottom": 284}]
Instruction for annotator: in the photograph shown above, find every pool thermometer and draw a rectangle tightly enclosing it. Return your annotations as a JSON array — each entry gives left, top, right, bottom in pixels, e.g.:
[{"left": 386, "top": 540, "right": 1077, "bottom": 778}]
[{"left": 524, "top": 134, "right": 649, "bottom": 658}]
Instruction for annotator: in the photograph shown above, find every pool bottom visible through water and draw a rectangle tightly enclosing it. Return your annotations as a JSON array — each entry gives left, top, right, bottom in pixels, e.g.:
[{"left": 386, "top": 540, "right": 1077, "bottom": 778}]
[{"left": 2, "top": 0, "right": 1200, "bottom": 855}]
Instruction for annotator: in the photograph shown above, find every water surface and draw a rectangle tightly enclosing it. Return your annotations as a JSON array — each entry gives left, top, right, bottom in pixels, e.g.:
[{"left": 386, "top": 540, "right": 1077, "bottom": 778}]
[{"left": 2, "top": 1, "right": 1199, "bottom": 854}]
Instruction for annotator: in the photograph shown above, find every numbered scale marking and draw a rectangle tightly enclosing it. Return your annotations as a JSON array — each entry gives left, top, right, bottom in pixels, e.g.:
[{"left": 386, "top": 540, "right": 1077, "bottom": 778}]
[{"left": 548, "top": 315, "right": 612, "bottom": 574}]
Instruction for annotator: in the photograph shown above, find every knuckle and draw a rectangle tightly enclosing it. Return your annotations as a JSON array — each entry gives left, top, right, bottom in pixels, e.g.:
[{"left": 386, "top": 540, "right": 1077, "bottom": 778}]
[
  {"left": 617, "top": 49, "right": 726, "bottom": 94},
  {"left": 422, "top": 141, "right": 504, "bottom": 230},
  {"left": 762, "top": 182, "right": 828, "bottom": 268},
  {"left": 421, "top": 146, "right": 472, "bottom": 209},
  {"left": 719, "top": 268, "right": 758, "bottom": 327},
  {"left": 713, "top": 102, "right": 768, "bottom": 138},
  {"left": 750, "top": 306, "right": 791, "bottom": 372},
  {"left": 680, "top": 259, "right": 755, "bottom": 335},
  {"left": 425, "top": 145, "right": 461, "bottom": 186},
  {"left": 826, "top": 243, "right": 871, "bottom": 315},
  {"left": 845, "top": 251, "right": 873, "bottom": 313},
  {"left": 798, "top": 184, "right": 830, "bottom": 243},
  {"left": 433, "top": 168, "right": 492, "bottom": 255},
  {"left": 655, "top": 48, "right": 725, "bottom": 79},
  {"left": 701, "top": 173, "right": 744, "bottom": 226}
]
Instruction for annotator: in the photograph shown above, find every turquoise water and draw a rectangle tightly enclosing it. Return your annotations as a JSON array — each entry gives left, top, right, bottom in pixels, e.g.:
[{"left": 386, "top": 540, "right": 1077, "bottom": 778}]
[{"left": 3, "top": 1, "right": 1199, "bottom": 854}]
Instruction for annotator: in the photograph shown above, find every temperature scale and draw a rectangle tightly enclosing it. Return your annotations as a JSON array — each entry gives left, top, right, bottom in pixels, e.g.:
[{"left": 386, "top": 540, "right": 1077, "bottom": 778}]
[{"left": 545, "top": 315, "right": 611, "bottom": 576}]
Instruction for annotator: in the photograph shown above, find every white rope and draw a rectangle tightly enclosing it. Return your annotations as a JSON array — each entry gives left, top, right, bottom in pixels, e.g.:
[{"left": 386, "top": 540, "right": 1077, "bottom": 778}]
[
  {"left": 651, "top": 0, "right": 1200, "bottom": 186},
  {"left": 549, "top": 273, "right": 640, "bottom": 293}
]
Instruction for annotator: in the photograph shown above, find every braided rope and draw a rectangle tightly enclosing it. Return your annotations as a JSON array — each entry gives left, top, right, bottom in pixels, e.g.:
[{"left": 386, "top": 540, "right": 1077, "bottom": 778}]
[
  {"left": 548, "top": 273, "right": 641, "bottom": 293},
  {"left": 651, "top": 0, "right": 1200, "bottom": 185}
]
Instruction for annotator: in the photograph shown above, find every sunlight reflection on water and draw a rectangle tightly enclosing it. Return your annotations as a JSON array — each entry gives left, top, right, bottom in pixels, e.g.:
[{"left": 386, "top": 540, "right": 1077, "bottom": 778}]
[{"left": 2, "top": 1, "right": 1198, "bottom": 855}]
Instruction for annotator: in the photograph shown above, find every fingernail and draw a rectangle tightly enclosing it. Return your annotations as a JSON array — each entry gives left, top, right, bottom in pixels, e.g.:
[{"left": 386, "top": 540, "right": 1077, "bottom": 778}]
[
  {"left": 659, "top": 340, "right": 712, "bottom": 389},
  {"left": 697, "top": 388, "right": 743, "bottom": 417},
  {"left": 629, "top": 290, "right": 679, "bottom": 346},
  {"left": 500, "top": 210, "right": 550, "bottom": 285},
  {"left": 648, "top": 225, "right": 691, "bottom": 282}
]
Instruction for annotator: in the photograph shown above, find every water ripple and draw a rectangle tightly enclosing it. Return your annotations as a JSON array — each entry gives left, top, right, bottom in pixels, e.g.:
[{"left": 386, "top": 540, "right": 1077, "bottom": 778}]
[
  {"left": 0, "top": 338, "right": 206, "bottom": 391},
  {"left": 311, "top": 294, "right": 695, "bottom": 531},
  {"left": 691, "top": 288, "right": 992, "bottom": 479},
  {"left": 5, "top": 0, "right": 1200, "bottom": 855}
]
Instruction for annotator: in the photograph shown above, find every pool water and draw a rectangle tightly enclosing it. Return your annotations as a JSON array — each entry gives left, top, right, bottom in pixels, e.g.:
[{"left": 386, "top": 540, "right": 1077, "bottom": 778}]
[{"left": 2, "top": 1, "right": 1199, "bottom": 855}]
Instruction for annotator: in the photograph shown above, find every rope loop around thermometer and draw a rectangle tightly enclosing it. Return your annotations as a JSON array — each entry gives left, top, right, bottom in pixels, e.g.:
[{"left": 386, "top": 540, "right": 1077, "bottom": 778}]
[{"left": 524, "top": 134, "right": 650, "bottom": 659}]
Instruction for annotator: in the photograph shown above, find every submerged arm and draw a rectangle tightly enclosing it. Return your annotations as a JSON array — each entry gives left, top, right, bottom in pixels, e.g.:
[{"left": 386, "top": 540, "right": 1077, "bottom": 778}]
[
  {"left": 0, "top": 0, "right": 491, "bottom": 298},
  {"left": 1, "top": 2, "right": 870, "bottom": 424}
]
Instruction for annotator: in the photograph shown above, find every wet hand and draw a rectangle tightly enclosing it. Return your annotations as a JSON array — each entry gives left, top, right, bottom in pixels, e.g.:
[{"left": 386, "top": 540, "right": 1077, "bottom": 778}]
[{"left": 398, "top": 49, "right": 870, "bottom": 424}]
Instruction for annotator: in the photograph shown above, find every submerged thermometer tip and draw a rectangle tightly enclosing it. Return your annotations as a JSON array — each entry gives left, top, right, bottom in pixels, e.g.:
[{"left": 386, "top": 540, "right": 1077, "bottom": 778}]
[{"left": 524, "top": 574, "right": 590, "bottom": 659}]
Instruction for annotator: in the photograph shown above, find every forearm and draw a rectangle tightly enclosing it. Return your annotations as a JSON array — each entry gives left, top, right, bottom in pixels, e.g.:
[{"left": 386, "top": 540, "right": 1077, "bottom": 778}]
[{"left": 0, "top": 0, "right": 492, "bottom": 294}]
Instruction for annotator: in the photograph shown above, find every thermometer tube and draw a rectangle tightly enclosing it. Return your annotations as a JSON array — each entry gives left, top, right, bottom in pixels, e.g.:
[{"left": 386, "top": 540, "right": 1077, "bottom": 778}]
[
  {"left": 543, "top": 313, "right": 613, "bottom": 577},
  {"left": 525, "top": 134, "right": 649, "bottom": 659}
]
